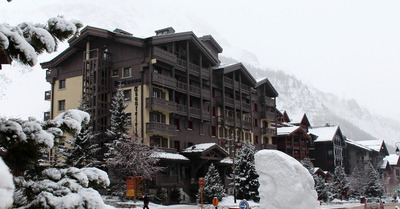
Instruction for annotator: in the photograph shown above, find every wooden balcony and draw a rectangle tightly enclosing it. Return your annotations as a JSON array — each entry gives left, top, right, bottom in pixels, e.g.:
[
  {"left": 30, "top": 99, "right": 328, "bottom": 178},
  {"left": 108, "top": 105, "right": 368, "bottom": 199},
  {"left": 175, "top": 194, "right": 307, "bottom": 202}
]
[
  {"left": 152, "top": 73, "right": 176, "bottom": 89},
  {"left": 261, "top": 127, "right": 277, "bottom": 136},
  {"left": 146, "top": 122, "right": 176, "bottom": 136},
  {"left": 153, "top": 47, "right": 177, "bottom": 65},
  {"left": 176, "top": 104, "right": 186, "bottom": 116},
  {"left": 260, "top": 96, "right": 275, "bottom": 107},
  {"left": 260, "top": 110, "right": 276, "bottom": 120},
  {"left": 44, "top": 90, "right": 51, "bottom": 100},
  {"left": 146, "top": 97, "right": 177, "bottom": 112}
]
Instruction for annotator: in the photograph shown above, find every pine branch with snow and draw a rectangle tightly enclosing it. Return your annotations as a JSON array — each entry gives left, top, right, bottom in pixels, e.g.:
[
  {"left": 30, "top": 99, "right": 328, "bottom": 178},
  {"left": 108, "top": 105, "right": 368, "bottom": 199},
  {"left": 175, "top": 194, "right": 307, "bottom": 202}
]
[{"left": 0, "top": 16, "right": 82, "bottom": 67}]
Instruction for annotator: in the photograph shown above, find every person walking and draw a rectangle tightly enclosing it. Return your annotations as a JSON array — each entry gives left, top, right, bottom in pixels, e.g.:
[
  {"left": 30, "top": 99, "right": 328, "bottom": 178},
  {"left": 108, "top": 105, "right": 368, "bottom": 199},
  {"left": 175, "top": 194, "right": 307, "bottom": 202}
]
[{"left": 143, "top": 194, "right": 149, "bottom": 209}]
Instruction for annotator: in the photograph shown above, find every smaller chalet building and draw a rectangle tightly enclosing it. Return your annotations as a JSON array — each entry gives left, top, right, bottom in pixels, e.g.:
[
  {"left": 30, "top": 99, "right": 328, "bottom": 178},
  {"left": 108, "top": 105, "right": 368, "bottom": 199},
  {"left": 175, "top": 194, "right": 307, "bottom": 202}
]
[
  {"left": 309, "top": 125, "right": 346, "bottom": 173},
  {"left": 381, "top": 154, "right": 400, "bottom": 196}
]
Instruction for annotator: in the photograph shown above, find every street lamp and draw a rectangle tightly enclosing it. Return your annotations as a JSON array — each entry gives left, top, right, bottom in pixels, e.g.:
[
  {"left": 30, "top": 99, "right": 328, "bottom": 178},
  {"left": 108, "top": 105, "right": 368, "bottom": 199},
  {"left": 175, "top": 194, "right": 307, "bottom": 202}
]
[
  {"left": 396, "top": 142, "right": 400, "bottom": 155},
  {"left": 225, "top": 134, "right": 241, "bottom": 204}
]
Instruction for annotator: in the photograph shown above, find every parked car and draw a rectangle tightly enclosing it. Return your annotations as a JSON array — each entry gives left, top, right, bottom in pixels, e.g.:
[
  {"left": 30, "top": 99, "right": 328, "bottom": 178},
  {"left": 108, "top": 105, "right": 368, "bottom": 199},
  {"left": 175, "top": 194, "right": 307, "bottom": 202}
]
[{"left": 364, "top": 198, "right": 384, "bottom": 209}]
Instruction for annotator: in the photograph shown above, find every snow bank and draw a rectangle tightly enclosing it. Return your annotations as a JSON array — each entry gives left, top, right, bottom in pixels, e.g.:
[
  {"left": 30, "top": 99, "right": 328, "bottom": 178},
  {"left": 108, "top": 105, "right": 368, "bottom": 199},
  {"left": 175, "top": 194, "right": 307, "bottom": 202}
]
[
  {"left": 255, "top": 150, "right": 320, "bottom": 209},
  {"left": 0, "top": 157, "right": 14, "bottom": 209}
]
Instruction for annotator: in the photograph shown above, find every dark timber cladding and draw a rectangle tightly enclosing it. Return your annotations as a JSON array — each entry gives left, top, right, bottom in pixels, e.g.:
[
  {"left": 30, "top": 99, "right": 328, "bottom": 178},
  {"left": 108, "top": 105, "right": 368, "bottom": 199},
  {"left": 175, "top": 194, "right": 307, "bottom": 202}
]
[{"left": 40, "top": 25, "right": 279, "bottom": 154}]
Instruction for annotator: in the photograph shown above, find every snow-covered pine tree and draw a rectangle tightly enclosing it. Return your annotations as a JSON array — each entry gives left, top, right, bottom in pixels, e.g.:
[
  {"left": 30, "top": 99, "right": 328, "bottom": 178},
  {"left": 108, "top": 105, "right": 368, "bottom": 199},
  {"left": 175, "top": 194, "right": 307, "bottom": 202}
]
[
  {"left": 333, "top": 165, "right": 349, "bottom": 200},
  {"left": 104, "top": 84, "right": 131, "bottom": 161},
  {"left": 349, "top": 162, "right": 368, "bottom": 197},
  {"left": 65, "top": 125, "right": 100, "bottom": 168},
  {"left": 364, "top": 161, "right": 384, "bottom": 197},
  {"left": 200, "top": 163, "right": 225, "bottom": 203},
  {"left": 0, "top": 16, "right": 82, "bottom": 67},
  {"left": 234, "top": 141, "right": 259, "bottom": 202},
  {"left": 315, "top": 174, "right": 329, "bottom": 202},
  {"left": 301, "top": 157, "right": 315, "bottom": 175}
]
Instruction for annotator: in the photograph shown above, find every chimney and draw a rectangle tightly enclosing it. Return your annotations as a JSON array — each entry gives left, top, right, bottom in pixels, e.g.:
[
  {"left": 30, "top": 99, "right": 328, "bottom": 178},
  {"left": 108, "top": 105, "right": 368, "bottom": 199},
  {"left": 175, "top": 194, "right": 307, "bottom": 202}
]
[{"left": 155, "top": 27, "right": 175, "bottom": 36}]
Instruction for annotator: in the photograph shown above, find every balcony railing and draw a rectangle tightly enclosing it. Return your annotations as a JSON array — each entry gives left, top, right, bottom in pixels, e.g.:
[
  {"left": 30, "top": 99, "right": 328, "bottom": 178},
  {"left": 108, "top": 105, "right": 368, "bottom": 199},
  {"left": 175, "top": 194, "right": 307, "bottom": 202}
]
[
  {"left": 146, "top": 97, "right": 177, "bottom": 112},
  {"left": 44, "top": 90, "right": 51, "bottom": 100},
  {"left": 260, "top": 96, "right": 275, "bottom": 107},
  {"left": 146, "top": 122, "right": 176, "bottom": 136},
  {"left": 261, "top": 110, "right": 276, "bottom": 119},
  {"left": 261, "top": 127, "right": 277, "bottom": 136},
  {"left": 152, "top": 73, "right": 176, "bottom": 89},
  {"left": 153, "top": 47, "right": 177, "bottom": 64}
]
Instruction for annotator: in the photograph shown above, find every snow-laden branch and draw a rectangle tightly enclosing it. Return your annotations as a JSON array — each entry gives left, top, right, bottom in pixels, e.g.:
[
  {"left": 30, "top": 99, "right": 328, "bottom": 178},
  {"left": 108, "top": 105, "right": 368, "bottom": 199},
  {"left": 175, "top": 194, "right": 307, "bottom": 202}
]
[{"left": 0, "top": 16, "right": 82, "bottom": 66}]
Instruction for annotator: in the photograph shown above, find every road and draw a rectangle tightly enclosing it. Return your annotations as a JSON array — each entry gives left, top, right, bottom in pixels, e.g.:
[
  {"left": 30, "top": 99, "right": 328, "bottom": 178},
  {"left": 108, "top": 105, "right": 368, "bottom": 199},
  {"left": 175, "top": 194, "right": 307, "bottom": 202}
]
[{"left": 332, "top": 202, "right": 400, "bottom": 209}]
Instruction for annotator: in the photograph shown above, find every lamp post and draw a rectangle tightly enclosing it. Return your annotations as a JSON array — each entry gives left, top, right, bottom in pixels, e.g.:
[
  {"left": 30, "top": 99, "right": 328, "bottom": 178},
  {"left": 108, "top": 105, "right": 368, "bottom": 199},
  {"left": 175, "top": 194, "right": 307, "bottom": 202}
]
[{"left": 396, "top": 142, "right": 400, "bottom": 155}]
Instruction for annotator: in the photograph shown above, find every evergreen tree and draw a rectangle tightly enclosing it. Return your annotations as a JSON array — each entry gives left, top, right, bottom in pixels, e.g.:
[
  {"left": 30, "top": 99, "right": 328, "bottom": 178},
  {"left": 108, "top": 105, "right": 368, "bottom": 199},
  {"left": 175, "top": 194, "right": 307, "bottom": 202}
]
[
  {"left": 65, "top": 126, "right": 100, "bottom": 168},
  {"left": 333, "top": 165, "right": 349, "bottom": 200},
  {"left": 349, "top": 162, "right": 368, "bottom": 197},
  {"left": 0, "top": 16, "right": 82, "bottom": 67},
  {"left": 301, "top": 157, "right": 328, "bottom": 202},
  {"left": 234, "top": 141, "right": 259, "bottom": 202},
  {"left": 200, "top": 163, "right": 225, "bottom": 203},
  {"left": 315, "top": 174, "right": 329, "bottom": 202},
  {"left": 364, "top": 161, "right": 384, "bottom": 197}
]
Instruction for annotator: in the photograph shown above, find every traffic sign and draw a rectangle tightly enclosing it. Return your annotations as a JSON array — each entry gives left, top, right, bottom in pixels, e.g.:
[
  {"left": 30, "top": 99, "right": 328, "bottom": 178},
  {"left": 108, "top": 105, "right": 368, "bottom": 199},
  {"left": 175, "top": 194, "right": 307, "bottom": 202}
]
[
  {"left": 239, "top": 200, "right": 249, "bottom": 209},
  {"left": 212, "top": 197, "right": 219, "bottom": 206}
]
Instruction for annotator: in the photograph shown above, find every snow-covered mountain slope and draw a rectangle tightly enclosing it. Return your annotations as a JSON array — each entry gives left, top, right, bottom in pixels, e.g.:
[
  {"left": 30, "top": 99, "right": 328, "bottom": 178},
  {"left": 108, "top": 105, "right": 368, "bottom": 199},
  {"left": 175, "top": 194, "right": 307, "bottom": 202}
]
[
  {"left": 1, "top": 0, "right": 400, "bottom": 148},
  {"left": 222, "top": 56, "right": 400, "bottom": 147}
]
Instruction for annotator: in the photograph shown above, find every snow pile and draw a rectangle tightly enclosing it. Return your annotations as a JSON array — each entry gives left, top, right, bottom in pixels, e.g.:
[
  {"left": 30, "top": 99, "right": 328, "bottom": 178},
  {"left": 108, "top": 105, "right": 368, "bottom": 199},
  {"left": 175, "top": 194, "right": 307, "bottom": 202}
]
[
  {"left": 255, "top": 150, "right": 320, "bottom": 209},
  {"left": 0, "top": 157, "right": 14, "bottom": 209},
  {"left": 14, "top": 167, "right": 113, "bottom": 209}
]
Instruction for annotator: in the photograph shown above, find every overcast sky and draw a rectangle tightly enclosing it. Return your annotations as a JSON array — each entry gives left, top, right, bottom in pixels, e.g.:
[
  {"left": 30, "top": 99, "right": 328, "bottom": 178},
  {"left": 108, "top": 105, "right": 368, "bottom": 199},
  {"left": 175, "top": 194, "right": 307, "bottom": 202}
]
[{"left": 1, "top": 0, "right": 400, "bottom": 120}]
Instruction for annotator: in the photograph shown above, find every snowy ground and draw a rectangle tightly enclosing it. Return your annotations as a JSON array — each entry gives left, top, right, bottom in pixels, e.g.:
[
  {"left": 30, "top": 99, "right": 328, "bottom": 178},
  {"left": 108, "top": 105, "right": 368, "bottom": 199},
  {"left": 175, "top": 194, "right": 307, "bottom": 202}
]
[{"left": 103, "top": 195, "right": 368, "bottom": 209}]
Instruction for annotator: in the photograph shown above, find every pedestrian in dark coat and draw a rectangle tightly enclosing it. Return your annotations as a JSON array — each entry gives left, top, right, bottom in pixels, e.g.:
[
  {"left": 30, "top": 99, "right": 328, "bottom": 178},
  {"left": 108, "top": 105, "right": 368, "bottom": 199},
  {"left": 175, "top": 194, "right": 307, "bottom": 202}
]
[{"left": 143, "top": 194, "right": 149, "bottom": 209}]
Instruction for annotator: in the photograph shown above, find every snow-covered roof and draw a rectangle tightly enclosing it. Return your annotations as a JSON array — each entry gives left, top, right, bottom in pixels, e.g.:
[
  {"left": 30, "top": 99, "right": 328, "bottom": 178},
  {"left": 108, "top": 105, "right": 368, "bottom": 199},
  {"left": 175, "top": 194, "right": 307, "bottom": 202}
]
[
  {"left": 288, "top": 113, "right": 305, "bottom": 124},
  {"left": 309, "top": 126, "right": 339, "bottom": 142},
  {"left": 220, "top": 158, "right": 233, "bottom": 164},
  {"left": 181, "top": 143, "right": 218, "bottom": 153},
  {"left": 151, "top": 152, "right": 189, "bottom": 161},
  {"left": 345, "top": 139, "right": 372, "bottom": 151},
  {"left": 357, "top": 140, "right": 384, "bottom": 152},
  {"left": 277, "top": 126, "right": 301, "bottom": 135},
  {"left": 380, "top": 159, "right": 390, "bottom": 169},
  {"left": 383, "top": 154, "right": 400, "bottom": 166}
]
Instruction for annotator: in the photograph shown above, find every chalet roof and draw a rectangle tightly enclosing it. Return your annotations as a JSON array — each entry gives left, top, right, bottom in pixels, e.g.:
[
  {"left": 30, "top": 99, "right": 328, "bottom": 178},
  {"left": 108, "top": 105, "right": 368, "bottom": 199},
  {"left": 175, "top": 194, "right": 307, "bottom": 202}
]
[
  {"left": 42, "top": 25, "right": 221, "bottom": 69},
  {"left": 181, "top": 143, "right": 229, "bottom": 160},
  {"left": 151, "top": 152, "right": 189, "bottom": 161},
  {"left": 255, "top": 77, "right": 279, "bottom": 97},
  {"left": 383, "top": 154, "right": 400, "bottom": 166},
  {"left": 200, "top": 35, "right": 223, "bottom": 53},
  {"left": 150, "top": 31, "right": 220, "bottom": 65},
  {"left": 288, "top": 113, "right": 311, "bottom": 127},
  {"left": 213, "top": 62, "right": 257, "bottom": 86},
  {"left": 357, "top": 140, "right": 388, "bottom": 154},
  {"left": 309, "top": 126, "right": 342, "bottom": 142},
  {"left": 345, "top": 139, "right": 372, "bottom": 152},
  {"left": 277, "top": 125, "right": 312, "bottom": 140}
]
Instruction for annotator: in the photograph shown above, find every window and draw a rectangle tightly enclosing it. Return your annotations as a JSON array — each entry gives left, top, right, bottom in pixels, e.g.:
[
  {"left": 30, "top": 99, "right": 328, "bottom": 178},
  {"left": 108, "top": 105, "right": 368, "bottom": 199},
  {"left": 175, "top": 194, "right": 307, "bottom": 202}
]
[
  {"left": 211, "top": 126, "right": 216, "bottom": 137},
  {"left": 212, "top": 107, "right": 216, "bottom": 117},
  {"left": 175, "top": 119, "right": 180, "bottom": 131},
  {"left": 59, "top": 80, "right": 66, "bottom": 89},
  {"left": 254, "top": 103, "right": 258, "bottom": 112},
  {"left": 255, "top": 135, "right": 258, "bottom": 144},
  {"left": 58, "top": 100, "right": 65, "bottom": 111},
  {"left": 188, "top": 121, "right": 193, "bottom": 130},
  {"left": 123, "top": 89, "right": 132, "bottom": 101},
  {"left": 150, "top": 111, "right": 165, "bottom": 123},
  {"left": 112, "top": 69, "right": 119, "bottom": 77},
  {"left": 123, "top": 67, "right": 132, "bottom": 77},
  {"left": 254, "top": 119, "right": 258, "bottom": 127},
  {"left": 153, "top": 89, "right": 165, "bottom": 99}
]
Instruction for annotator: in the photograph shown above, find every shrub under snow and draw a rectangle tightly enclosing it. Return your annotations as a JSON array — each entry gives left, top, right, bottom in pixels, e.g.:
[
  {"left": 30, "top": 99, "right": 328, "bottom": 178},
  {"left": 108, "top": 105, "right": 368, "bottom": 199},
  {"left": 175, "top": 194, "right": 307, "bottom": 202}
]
[{"left": 13, "top": 167, "right": 114, "bottom": 209}]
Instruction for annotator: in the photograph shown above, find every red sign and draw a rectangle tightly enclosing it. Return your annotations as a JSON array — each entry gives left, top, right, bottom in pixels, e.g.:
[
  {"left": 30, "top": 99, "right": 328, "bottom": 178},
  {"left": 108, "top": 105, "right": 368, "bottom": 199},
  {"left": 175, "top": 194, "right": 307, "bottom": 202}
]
[
  {"left": 199, "top": 178, "right": 205, "bottom": 188},
  {"left": 212, "top": 197, "right": 219, "bottom": 206}
]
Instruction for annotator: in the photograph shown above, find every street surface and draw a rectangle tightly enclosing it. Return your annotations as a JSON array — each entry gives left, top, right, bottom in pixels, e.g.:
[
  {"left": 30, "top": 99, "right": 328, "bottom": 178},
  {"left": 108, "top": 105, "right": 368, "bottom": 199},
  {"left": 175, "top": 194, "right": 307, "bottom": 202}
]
[{"left": 327, "top": 202, "right": 400, "bottom": 209}]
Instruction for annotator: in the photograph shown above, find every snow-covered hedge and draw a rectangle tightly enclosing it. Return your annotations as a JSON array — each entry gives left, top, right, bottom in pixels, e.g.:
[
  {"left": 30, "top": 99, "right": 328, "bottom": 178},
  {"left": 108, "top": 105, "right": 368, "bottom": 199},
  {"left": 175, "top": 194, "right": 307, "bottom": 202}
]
[{"left": 14, "top": 167, "right": 113, "bottom": 209}]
